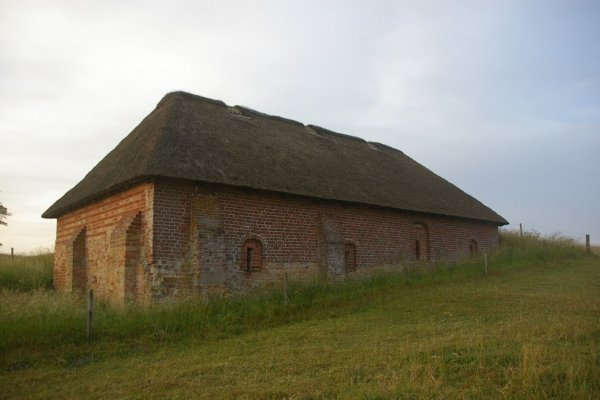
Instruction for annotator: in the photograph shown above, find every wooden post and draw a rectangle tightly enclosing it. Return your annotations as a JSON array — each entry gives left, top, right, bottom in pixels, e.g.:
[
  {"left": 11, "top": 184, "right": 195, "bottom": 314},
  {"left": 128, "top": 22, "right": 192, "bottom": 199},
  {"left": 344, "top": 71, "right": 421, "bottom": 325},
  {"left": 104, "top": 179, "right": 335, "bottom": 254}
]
[
  {"left": 586, "top": 234, "right": 591, "bottom": 254},
  {"left": 283, "top": 271, "right": 288, "bottom": 308},
  {"left": 87, "top": 289, "right": 94, "bottom": 341},
  {"left": 483, "top": 252, "right": 488, "bottom": 276},
  {"left": 519, "top": 224, "right": 523, "bottom": 238},
  {"left": 11, "top": 247, "right": 14, "bottom": 261}
]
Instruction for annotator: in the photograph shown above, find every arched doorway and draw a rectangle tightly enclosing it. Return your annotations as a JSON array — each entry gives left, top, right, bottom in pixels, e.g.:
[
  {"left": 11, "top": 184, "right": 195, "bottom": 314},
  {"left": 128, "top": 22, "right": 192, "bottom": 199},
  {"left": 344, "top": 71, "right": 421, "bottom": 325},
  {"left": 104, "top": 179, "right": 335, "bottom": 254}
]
[
  {"left": 72, "top": 227, "right": 87, "bottom": 293},
  {"left": 124, "top": 213, "right": 142, "bottom": 301}
]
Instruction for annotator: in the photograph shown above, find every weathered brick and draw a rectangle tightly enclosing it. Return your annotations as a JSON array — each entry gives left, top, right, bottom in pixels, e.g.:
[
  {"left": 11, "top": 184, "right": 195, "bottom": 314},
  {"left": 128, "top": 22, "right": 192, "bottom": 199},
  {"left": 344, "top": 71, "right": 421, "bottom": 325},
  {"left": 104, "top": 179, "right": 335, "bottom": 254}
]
[{"left": 53, "top": 179, "right": 500, "bottom": 303}]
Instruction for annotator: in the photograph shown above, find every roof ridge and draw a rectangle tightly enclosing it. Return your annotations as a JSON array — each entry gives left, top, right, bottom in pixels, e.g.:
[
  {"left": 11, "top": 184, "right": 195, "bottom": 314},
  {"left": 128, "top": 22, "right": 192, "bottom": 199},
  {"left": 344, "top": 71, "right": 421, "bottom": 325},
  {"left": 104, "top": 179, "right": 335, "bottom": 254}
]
[
  {"left": 307, "top": 124, "right": 366, "bottom": 143},
  {"left": 368, "top": 141, "right": 404, "bottom": 154},
  {"left": 162, "top": 92, "right": 370, "bottom": 145},
  {"left": 232, "top": 105, "right": 305, "bottom": 127},
  {"left": 160, "top": 91, "right": 227, "bottom": 108}
]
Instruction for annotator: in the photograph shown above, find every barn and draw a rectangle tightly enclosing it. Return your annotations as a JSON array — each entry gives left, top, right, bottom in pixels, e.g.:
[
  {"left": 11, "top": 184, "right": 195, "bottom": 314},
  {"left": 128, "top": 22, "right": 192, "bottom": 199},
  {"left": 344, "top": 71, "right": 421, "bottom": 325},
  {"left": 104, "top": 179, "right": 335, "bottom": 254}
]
[{"left": 43, "top": 91, "right": 508, "bottom": 303}]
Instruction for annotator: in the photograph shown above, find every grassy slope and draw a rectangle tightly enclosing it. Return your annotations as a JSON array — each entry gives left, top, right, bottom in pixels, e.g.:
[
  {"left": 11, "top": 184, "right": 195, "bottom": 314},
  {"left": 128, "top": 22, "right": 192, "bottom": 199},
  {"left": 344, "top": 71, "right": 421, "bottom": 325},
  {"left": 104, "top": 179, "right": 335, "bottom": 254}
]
[{"left": 1, "top": 257, "right": 599, "bottom": 399}]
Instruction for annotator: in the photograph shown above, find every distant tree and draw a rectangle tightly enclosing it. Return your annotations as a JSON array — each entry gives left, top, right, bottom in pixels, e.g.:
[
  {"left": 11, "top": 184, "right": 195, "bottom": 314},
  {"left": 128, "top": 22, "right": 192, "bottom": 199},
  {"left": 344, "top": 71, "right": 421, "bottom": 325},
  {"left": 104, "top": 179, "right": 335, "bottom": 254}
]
[
  {"left": 0, "top": 201, "right": 9, "bottom": 248},
  {"left": 0, "top": 201, "right": 9, "bottom": 226}
]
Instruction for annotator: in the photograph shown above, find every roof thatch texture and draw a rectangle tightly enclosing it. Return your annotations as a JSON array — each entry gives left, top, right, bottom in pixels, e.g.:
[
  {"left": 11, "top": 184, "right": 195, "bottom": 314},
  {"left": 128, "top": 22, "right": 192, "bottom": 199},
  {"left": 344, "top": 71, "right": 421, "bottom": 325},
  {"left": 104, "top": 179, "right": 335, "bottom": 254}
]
[{"left": 43, "top": 91, "right": 507, "bottom": 225}]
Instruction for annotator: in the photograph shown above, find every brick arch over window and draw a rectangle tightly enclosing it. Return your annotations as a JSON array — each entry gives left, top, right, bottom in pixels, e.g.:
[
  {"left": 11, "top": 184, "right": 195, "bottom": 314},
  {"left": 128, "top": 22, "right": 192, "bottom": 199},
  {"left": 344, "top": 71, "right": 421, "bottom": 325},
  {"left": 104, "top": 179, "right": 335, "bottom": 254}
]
[
  {"left": 412, "top": 223, "right": 429, "bottom": 261},
  {"left": 344, "top": 242, "right": 357, "bottom": 273},
  {"left": 239, "top": 233, "right": 267, "bottom": 248},
  {"left": 72, "top": 227, "right": 87, "bottom": 293},
  {"left": 124, "top": 212, "right": 143, "bottom": 302},
  {"left": 469, "top": 239, "right": 479, "bottom": 257},
  {"left": 241, "top": 238, "right": 263, "bottom": 275}
]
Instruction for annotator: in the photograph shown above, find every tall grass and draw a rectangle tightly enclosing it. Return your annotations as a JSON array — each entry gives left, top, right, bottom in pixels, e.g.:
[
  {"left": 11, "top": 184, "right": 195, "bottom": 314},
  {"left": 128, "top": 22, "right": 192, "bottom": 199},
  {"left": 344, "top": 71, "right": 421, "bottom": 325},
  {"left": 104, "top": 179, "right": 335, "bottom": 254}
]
[
  {"left": 0, "top": 272, "right": 410, "bottom": 360},
  {"left": 0, "top": 252, "right": 53, "bottom": 291},
  {"left": 0, "top": 231, "right": 589, "bottom": 367},
  {"left": 494, "top": 229, "right": 583, "bottom": 264}
]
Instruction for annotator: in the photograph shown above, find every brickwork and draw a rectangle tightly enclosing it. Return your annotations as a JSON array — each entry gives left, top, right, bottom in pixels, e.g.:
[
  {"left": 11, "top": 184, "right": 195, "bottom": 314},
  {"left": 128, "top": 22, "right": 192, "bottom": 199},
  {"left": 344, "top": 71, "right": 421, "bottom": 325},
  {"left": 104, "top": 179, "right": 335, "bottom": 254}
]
[
  {"left": 53, "top": 183, "right": 153, "bottom": 303},
  {"left": 54, "top": 179, "right": 499, "bottom": 302},
  {"left": 150, "top": 180, "right": 500, "bottom": 295}
]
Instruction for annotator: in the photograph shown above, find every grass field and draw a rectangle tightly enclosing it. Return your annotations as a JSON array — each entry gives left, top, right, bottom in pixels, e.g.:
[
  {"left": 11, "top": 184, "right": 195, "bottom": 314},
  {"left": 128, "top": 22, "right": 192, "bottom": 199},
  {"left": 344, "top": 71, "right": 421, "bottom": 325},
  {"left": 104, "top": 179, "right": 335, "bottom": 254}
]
[
  {"left": 0, "top": 233, "right": 598, "bottom": 399},
  {"left": 0, "top": 252, "right": 53, "bottom": 291}
]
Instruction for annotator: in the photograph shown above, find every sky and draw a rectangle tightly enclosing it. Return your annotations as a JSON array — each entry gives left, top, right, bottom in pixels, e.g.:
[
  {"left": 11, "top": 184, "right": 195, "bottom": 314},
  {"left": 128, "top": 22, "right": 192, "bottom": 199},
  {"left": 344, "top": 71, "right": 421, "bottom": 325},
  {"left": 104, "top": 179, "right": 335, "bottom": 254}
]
[{"left": 0, "top": 0, "right": 599, "bottom": 253}]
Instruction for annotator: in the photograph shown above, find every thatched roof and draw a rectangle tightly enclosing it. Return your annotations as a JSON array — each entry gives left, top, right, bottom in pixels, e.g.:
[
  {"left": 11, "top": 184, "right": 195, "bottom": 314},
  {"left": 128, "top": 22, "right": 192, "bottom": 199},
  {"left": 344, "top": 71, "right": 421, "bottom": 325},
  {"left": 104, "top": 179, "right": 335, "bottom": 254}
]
[{"left": 43, "top": 91, "right": 507, "bottom": 225}]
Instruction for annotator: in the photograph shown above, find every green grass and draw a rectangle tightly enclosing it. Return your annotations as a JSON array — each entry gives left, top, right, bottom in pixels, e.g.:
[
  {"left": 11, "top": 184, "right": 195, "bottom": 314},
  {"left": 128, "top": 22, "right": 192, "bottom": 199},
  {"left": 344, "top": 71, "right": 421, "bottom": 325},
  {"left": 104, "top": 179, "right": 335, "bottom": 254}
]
[
  {"left": 0, "top": 232, "right": 598, "bottom": 398},
  {"left": 0, "top": 252, "right": 53, "bottom": 291}
]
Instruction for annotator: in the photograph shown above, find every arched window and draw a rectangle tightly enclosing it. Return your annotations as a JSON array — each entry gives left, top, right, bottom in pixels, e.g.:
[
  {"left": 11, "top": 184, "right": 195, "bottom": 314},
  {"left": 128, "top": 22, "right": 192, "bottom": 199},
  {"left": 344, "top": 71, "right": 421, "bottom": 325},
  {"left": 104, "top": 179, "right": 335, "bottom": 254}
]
[
  {"left": 72, "top": 227, "right": 87, "bottom": 293},
  {"left": 344, "top": 243, "right": 357, "bottom": 273},
  {"left": 469, "top": 240, "right": 478, "bottom": 257},
  {"left": 241, "top": 239, "right": 262, "bottom": 274},
  {"left": 412, "top": 223, "right": 429, "bottom": 261}
]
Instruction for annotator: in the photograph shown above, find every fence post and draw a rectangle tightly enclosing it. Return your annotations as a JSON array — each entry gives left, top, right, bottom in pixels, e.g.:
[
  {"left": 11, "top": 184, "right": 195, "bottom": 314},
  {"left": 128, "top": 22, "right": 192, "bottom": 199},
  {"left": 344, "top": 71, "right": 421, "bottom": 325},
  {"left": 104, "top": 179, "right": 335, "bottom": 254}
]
[
  {"left": 519, "top": 224, "right": 523, "bottom": 238},
  {"left": 586, "top": 234, "right": 591, "bottom": 255},
  {"left": 11, "top": 247, "right": 14, "bottom": 261},
  {"left": 87, "top": 289, "right": 94, "bottom": 341},
  {"left": 484, "top": 252, "right": 488, "bottom": 276}
]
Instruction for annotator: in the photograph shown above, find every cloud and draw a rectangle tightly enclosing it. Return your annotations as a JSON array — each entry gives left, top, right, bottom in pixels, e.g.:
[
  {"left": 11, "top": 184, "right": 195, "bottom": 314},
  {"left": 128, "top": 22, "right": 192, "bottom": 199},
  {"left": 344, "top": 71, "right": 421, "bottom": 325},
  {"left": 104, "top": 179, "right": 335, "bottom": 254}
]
[{"left": 0, "top": 0, "right": 599, "bottom": 250}]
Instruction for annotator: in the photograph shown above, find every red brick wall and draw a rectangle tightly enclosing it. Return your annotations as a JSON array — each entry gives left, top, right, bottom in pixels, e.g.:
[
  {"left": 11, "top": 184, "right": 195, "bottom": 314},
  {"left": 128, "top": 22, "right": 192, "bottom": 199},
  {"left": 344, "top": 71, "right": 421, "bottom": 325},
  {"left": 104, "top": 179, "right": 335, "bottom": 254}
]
[
  {"left": 152, "top": 180, "right": 499, "bottom": 294},
  {"left": 54, "top": 179, "right": 499, "bottom": 301},
  {"left": 217, "top": 184, "right": 498, "bottom": 264},
  {"left": 53, "top": 183, "right": 153, "bottom": 303}
]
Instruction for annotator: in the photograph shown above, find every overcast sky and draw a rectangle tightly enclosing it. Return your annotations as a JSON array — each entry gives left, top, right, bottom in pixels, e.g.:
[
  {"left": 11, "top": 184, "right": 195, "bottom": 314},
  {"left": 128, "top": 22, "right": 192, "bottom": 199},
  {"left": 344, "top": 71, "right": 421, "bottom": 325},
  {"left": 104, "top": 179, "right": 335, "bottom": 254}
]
[{"left": 1, "top": 0, "right": 599, "bottom": 253}]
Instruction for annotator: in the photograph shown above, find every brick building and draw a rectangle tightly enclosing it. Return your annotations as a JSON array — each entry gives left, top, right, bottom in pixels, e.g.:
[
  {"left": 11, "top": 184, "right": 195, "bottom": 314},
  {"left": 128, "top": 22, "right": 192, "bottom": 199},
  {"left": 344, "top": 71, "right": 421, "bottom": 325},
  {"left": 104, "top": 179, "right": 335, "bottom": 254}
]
[{"left": 43, "top": 91, "right": 507, "bottom": 303}]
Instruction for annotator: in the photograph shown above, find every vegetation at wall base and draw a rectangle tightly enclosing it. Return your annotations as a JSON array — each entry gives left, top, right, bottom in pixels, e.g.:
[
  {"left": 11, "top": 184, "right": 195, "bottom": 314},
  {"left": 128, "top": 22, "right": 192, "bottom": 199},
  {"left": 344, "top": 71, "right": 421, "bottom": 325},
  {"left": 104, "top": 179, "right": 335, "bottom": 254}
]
[{"left": 0, "top": 231, "right": 598, "bottom": 399}]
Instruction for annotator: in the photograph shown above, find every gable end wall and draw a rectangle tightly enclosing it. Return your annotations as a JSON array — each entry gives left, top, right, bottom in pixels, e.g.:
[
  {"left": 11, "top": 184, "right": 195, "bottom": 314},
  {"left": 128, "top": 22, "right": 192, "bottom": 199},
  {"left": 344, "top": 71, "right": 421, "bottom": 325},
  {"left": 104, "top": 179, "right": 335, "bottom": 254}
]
[{"left": 53, "top": 183, "right": 154, "bottom": 303}]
